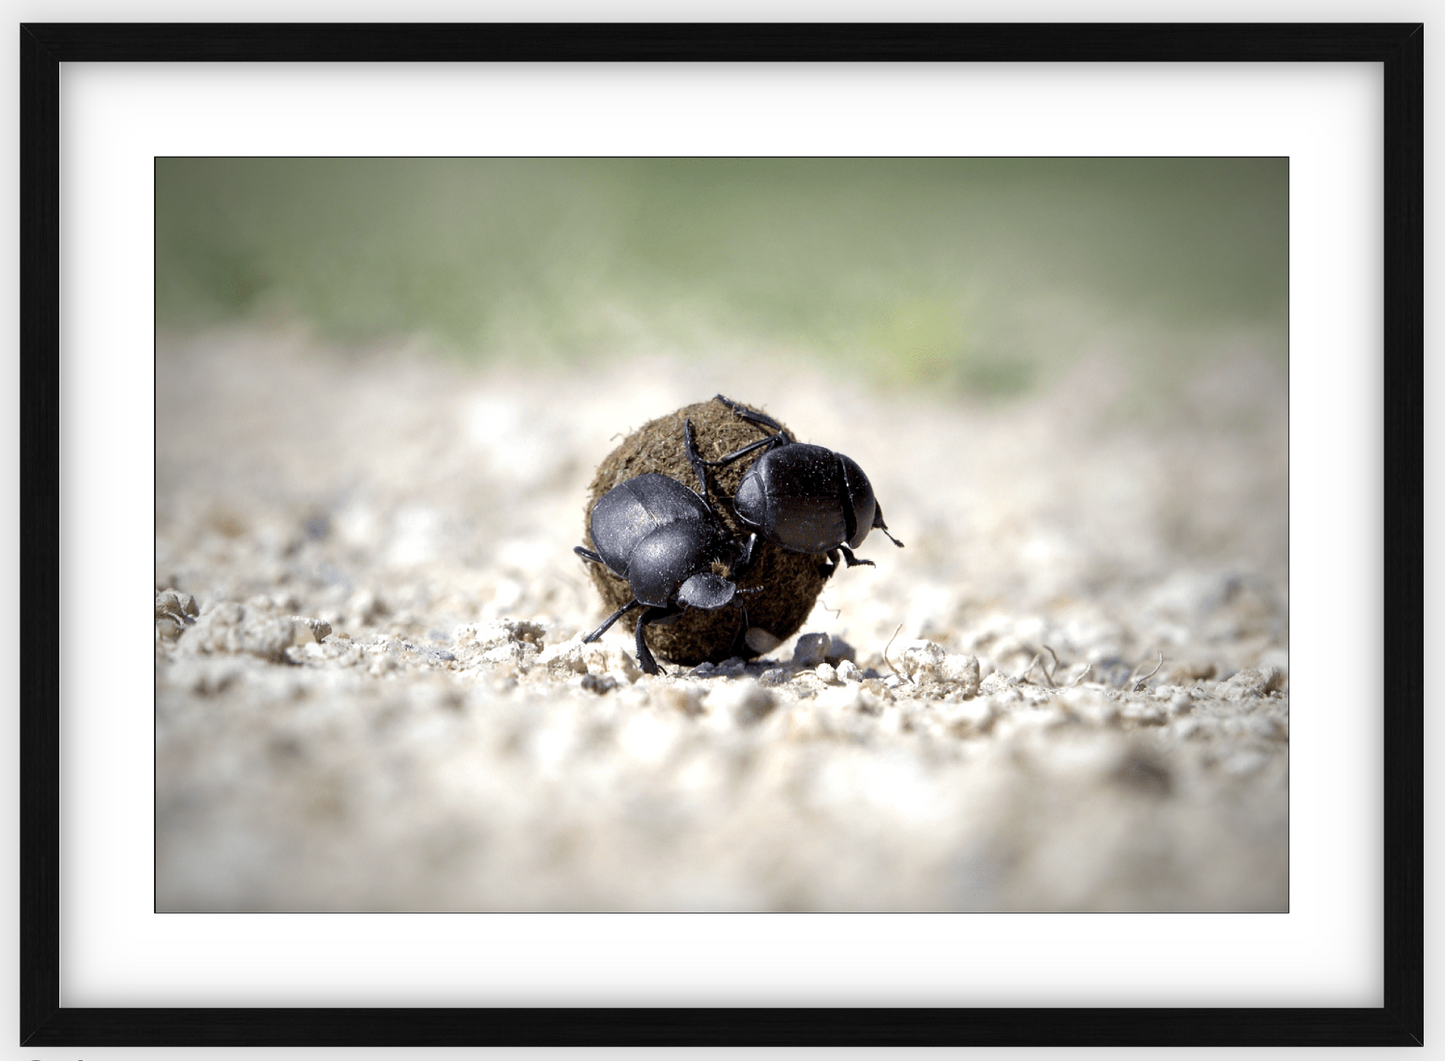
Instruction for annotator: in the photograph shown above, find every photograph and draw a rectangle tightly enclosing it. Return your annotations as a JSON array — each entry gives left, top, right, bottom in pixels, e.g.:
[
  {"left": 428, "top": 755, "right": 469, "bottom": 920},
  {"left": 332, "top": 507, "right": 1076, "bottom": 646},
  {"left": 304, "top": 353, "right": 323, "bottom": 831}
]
[{"left": 154, "top": 156, "right": 1290, "bottom": 913}]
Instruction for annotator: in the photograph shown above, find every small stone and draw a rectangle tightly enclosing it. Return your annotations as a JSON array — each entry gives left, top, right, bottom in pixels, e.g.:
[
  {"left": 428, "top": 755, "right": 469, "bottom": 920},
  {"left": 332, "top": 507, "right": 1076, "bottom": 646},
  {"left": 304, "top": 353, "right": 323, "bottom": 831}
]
[
  {"left": 1263, "top": 666, "right": 1287, "bottom": 694},
  {"left": 899, "top": 640, "right": 947, "bottom": 682},
  {"left": 978, "top": 671, "right": 1014, "bottom": 696},
  {"left": 580, "top": 673, "right": 618, "bottom": 695},
  {"left": 745, "top": 627, "right": 783, "bottom": 654},
  {"left": 156, "top": 590, "right": 200, "bottom": 641},
  {"left": 1169, "top": 690, "right": 1195, "bottom": 715},
  {"left": 156, "top": 589, "right": 199, "bottom": 622},
  {"left": 703, "top": 679, "right": 777, "bottom": 727},
  {"left": 757, "top": 667, "right": 791, "bottom": 687},
  {"left": 537, "top": 638, "right": 588, "bottom": 678},
  {"left": 861, "top": 677, "right": 889, "bottom": 697},
  {"left": 460, "top": 619, "right": 546, "bottom": 650},
  {"left": 939, "top": 653, "right": 981, "bottom": 696},
  {"left": 815, "top": 662, "right": 838, "bottom": 684},
  {"left": 791, "top": 632, "right": 831, "bottom": 668},
  {"left": 180, "top": 601, "right": 295, "bottom": 663},
  {"left": 1217, "top": 667, "right": 1282, "bottom": 702},
  {"left": 580, "top": 639, "right": 642, "bottom": 681},
  {"left": 836, "top": 660, "right": 863, "bottom": 683},
  {"left": 288, "top": 616, "right": 332, "bottom": 645}
]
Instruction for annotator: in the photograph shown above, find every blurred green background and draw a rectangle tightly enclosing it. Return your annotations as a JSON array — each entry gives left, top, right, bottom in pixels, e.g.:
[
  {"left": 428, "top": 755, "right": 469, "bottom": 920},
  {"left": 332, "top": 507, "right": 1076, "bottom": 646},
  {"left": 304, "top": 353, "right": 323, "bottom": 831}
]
[{"left": 156, "top": 157, "right": 1286, "bottom": 398}]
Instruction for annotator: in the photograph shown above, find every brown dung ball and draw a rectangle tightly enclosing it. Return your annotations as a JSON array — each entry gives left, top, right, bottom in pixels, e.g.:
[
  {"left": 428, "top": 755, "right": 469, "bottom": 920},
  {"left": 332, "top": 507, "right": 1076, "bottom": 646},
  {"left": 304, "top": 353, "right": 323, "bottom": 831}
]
[{"left": 580, "top": 398, "right": 827, "bottom": 667}]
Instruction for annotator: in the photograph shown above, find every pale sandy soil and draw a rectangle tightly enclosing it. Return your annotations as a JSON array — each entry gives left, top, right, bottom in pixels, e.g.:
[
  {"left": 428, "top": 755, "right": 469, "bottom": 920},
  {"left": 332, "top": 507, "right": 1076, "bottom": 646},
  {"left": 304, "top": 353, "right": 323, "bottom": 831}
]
[{"left": 155, "top": 327, "right": 1287, "bottom": 911}]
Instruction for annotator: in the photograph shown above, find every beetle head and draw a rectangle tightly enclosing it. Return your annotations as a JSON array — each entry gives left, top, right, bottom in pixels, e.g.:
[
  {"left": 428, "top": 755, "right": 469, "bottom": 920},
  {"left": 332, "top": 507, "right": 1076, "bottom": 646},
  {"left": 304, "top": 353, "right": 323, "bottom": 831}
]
[{"left": 677, "top": 571, "right": 737, "bottom": 610}]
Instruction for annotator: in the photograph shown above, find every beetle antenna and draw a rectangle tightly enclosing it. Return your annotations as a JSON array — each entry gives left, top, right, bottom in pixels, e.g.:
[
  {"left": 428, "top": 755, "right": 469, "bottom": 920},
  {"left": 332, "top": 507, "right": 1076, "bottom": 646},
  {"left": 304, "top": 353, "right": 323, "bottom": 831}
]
[{"left": 872, "top": 505, "right": 905, "bottom": 548}]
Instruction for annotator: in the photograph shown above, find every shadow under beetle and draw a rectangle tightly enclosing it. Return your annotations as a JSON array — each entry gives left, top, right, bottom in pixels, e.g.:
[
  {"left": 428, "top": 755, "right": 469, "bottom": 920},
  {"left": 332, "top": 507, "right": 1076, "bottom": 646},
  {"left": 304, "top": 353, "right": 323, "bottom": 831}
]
[
  {"left": 685, "top": 394, "right": 903, "bottom": 577},
  {"left": 575, "top": 472, "right": 756, "bottom": 675}
]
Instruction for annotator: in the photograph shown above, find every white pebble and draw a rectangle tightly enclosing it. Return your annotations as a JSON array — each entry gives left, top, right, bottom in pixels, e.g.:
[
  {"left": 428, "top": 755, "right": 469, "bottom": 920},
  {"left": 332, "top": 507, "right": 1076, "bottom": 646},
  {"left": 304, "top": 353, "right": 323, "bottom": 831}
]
[
  {"left": 939, "top": 653, "right": 981, "bottom": 694},
  {"left": 288, "top": 616, "right": 333, "bottom": 645},
  {"left": 900, "top": 640, "right": 946, "bottom": 682}
]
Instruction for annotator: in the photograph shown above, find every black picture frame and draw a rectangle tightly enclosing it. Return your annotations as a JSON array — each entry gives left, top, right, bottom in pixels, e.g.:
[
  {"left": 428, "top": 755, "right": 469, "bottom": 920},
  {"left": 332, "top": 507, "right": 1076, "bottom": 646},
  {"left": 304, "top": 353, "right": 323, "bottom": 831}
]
[{"left": 20, "top": 23, "right": 1423, "bottom": 1048}]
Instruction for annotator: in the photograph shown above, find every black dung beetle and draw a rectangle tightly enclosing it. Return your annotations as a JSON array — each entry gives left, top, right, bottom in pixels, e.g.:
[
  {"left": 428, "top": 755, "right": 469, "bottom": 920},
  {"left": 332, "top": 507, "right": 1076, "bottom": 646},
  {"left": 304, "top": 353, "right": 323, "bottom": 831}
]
[
  {"left": 574, "top": 472, "right": 756, "bottom": 675},
  {"left": 685, "top": 394, "right": 903, "bottom": 577}
]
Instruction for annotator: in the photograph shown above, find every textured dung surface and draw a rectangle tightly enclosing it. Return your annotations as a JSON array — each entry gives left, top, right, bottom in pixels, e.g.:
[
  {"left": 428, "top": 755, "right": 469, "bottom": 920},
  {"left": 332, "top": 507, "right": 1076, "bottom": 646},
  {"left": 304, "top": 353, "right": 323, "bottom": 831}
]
[
  {"left": 153, "top": 329, "right": 1289, "bottom": 917},
  {"left": 580, "top": 399, "right": 828, "bottom": 666}
]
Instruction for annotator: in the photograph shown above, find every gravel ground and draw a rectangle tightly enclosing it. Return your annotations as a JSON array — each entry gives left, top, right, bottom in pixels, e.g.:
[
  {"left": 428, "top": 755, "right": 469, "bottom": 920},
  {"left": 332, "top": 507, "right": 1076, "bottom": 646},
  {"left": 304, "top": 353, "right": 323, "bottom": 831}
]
[{"left": 155, "top": 327, "right": 1288, "bottom": 911}]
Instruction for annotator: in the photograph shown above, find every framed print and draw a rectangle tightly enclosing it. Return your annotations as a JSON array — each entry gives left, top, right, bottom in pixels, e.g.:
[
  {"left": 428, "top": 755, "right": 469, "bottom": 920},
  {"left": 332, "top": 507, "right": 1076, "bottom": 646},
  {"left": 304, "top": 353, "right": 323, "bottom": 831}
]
[{"left": 21, "top": 23, "right": 1422, "bottom": 1048}]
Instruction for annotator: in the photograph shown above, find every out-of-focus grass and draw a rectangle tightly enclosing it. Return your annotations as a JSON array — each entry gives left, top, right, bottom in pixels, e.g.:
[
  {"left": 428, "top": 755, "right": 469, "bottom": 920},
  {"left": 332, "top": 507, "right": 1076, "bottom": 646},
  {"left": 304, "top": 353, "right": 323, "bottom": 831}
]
[{"left": 156, "top": 158, "right": 1286, "bottom": 398}]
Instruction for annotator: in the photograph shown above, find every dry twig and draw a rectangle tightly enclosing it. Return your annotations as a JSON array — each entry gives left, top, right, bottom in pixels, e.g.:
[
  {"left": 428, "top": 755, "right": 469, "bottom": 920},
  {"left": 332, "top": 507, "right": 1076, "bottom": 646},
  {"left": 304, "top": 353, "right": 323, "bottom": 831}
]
[
  {"left": 883, "top": 623, "right": 910, "bottom": 683},
  {"left": 1130, "top": 649, "right": 1165, "bottom": 692}
]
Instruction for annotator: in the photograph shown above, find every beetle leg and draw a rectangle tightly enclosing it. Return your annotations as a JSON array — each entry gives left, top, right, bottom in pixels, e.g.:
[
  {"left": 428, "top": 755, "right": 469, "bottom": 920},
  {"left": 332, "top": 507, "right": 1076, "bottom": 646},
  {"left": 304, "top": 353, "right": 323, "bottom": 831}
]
[
  {"left": 574, "top": 545, "right": 605, "bottom": 565},
  {"left": 731, "top": 532, "right": 759, "bottom": 578},
  {"left": 634, "top": 605, "right": 680, "bottom": 676},
  {"left": 729, "top": 598, "right": 752, "bottom": 657},
  {"left": 700, "top": 432, "right": 782, "bottom": 468},
  {"left": 714, "top": 394, "right": 788, "bottom": 436},
  {"left": 818, "top": 550, "right": 839, "bottom": 578},
  {"left": 838, "top": 545, "right": 876, "bottom": 569},
  {"left": 582, "top": 598, "right": 640, "bottom": 643},
  {"left": 683, "top": 419, "right": 711, "bottom": 497}
]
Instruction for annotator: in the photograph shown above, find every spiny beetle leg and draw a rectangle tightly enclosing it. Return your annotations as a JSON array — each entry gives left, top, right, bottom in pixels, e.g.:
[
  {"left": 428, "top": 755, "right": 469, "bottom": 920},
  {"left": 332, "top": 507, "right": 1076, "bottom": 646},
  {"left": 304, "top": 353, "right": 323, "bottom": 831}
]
[
  {"left": 732, "top": 532, "right": 758, "bottom": 578},
  {"left": 701, "top": 432, "right": 780, "bottom": 469},
  {"left": 634, "top": 604, "right": 680, "bottom": 675},
  {"left": 838, "top": 545, "right": 876, "bottom": 569},
  {"left": 714, "top": 394, "right": 787, "bottom": 435},
  {"left": 683, "top": 419, "right": 710, "bottom": 497},
  {"left": 583, "top": 598, "right": 640, "bottom": 643}
]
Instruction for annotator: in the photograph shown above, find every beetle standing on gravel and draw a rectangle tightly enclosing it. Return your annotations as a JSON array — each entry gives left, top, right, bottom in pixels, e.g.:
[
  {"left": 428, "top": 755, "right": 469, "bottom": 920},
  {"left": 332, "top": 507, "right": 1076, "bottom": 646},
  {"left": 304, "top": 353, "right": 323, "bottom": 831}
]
[
  {"left": 575, "top": 472, "right": 755, "bottom": 675},
  {"left": 685, "top": 394, "right": 903, "bottom": 577}
]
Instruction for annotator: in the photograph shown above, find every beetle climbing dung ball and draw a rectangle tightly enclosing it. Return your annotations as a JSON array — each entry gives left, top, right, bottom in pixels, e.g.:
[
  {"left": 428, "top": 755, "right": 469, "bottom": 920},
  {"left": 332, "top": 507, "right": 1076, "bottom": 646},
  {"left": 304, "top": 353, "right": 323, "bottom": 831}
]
[
  {"left": 579, "top": 400, "right": 829, "bottom": 669},
  {"left": 574, "top": 473, "right": 751, "bottom": 675}
]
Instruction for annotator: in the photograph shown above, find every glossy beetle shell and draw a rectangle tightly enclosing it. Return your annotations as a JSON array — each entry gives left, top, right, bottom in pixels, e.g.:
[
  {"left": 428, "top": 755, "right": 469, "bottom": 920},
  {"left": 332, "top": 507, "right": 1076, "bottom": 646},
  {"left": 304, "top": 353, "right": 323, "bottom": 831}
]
[{"left": 581, "top": 401, "right": 826, "bottom": 666}]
